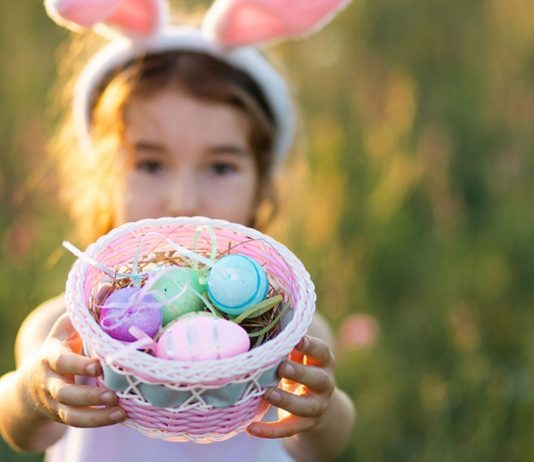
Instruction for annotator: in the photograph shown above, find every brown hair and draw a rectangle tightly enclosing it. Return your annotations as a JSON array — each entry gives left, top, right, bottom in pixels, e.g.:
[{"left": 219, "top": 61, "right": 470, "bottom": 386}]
[{"left": 52, "top": 47, "right": 279, "bottom": 245}]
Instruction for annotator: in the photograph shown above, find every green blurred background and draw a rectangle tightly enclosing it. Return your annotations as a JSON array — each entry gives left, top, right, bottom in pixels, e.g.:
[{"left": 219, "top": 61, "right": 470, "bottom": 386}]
[{"left": 1, "top": 1, "right": 533, "bottom": 460}]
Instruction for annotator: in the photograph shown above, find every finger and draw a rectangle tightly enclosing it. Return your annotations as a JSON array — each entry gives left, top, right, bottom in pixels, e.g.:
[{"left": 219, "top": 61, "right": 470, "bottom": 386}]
[
  {"left": 55, "top": 403, "right": 127, "bottom": 428},
  {"left": 296, "top": 336, "right": 335, "bottom": 368},
  {"left": 278, "top": 361, "right": 335, "bottom": 394},
  {"left": 264, "top": 387, "right": 328, "bottom": 419},
  {"left": 247, "top": 414, "right": 315, "bottom": 439},
  {"left": 46, "top": 345, "right": 102, "bottom": 378},
  {"left": 48, "top": 377, "right": 118, "bottom": 407},
  {"left": 47, "top": 313, "right": 83, "bottom": 353},
  {"left": 289, "top": 348, "right": 305, "bottom": 363}
]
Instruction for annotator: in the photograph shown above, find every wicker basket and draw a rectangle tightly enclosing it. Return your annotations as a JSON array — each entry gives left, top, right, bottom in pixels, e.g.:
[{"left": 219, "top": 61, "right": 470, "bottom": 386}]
[{"left": 65, "top": 216, "right": 316, "bottom": 443}]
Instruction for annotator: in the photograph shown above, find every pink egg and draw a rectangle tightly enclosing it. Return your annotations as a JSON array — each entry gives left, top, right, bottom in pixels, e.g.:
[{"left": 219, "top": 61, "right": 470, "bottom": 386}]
[
  {"left": 99, "top": 287, "right": 162, "bottom": 342},
  {"left": 155, "top": 314, "right": 250, "bottom": 361}
]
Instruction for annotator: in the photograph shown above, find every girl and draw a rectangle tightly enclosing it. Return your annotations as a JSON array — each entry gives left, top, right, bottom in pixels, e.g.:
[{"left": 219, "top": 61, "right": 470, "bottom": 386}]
[{"left": 0, "top": 1, "right": 355, "bottom": 461}]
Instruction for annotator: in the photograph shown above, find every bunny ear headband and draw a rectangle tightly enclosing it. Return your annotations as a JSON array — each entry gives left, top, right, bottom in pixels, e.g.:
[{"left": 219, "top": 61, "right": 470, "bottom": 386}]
[{"left": 45, "top": 0, "right": 351, "bottom": 167}]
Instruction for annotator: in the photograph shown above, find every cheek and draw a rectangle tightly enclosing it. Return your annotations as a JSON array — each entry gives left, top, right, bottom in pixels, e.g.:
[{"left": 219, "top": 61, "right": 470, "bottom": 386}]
[
  {"left": 202, "top": 175, "right": 259, "bottom": 224},
  {"left": 117, "top": 174, "right": 166, "bottom": 222}
]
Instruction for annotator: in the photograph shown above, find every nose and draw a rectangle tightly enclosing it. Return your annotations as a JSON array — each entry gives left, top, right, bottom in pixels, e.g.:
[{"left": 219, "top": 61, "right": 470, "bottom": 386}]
[{"left": 167, "top": 170, "right": 201, "bottom": 217}]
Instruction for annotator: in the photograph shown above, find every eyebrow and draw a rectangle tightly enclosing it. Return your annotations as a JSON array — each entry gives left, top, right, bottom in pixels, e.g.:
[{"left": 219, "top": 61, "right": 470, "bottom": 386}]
[
  {"left": 207, "top": 145, "right": 248, "bottom": 156},
  {"left": 132, "top": 141, "right": 167, "bottom": 153},
  {"left": 131, "top": 141, "right": 248, "bottom": 157}
]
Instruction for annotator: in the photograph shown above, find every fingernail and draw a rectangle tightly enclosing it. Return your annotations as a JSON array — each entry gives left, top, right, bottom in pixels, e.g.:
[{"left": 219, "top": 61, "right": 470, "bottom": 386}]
[
  {"left": 297, "top": 336, "right": 308, "bottom": 351},
  {"left": 282, "top": 362, "right": 295, "bottom": 377},
  {"left": 86, "top": 363, "right": 99, "bottom": 376},
  {"left": 110, "top": 409, "right": 125, "bottom": 422},
  {"left": 101, "top": 391, "right": 115, "bottom": 404},
  {"left": 268, "top": 389, "right": 281, "bottom": 404},
  {"left": 248, "top": 424, "right": 260, "bottom": 435}
]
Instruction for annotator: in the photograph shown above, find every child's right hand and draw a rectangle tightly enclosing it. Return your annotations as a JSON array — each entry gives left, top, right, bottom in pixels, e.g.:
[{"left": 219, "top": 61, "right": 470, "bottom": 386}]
[{"left": 21, "top": 313, "right": 127, "bottom": 427}]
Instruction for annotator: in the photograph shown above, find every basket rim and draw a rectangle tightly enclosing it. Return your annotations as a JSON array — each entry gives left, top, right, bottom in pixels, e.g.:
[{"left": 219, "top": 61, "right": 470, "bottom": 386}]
[{"left": 65, "top": 216, "right": 316, "bottom": 382}]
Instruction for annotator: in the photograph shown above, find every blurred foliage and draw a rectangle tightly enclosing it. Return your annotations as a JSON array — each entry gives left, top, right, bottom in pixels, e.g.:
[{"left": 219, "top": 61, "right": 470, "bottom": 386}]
[{"left": 1, "top": 0, "right": 533, "bottom": 461}]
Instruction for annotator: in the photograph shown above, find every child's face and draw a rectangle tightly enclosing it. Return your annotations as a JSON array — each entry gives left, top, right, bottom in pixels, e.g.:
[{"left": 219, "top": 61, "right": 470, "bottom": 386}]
[{"left": 113, "top": 87, "right": 260, "bottom": 226}]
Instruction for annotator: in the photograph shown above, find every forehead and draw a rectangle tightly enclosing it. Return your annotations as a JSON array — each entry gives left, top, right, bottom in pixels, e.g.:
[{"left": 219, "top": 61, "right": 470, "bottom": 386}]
[{"left": 123, "top": 87, "right": 252, "bottom": 145}]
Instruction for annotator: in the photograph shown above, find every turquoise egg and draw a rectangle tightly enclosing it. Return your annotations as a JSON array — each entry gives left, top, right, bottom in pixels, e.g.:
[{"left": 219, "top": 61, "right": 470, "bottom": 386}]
[
  {"left": 150, "top": 267, "right": 206, "bottom": 325},
  {"left": 207, "top": 254, "right": 269, "bottom": 316}
]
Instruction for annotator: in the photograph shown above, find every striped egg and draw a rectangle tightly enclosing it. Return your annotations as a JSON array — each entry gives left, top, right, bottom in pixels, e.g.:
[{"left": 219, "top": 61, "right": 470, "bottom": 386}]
[
  {"left": 155, "top": 314, "right": 250, "bottom": 361},
  {"left": 207, "top": 254, "right": 269, "bottom": 316}
]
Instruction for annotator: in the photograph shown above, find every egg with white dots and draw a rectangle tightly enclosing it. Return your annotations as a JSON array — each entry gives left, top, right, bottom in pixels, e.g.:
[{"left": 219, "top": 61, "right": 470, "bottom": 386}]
[
  {"left": 150, "top": 267, "right": 206, "bottom": 325},
  {"left": 99, "top": 287, "right": 162, "bottom": 342},
  {"left": 207, "top": 254, "right": 269, "bottom": 316}
]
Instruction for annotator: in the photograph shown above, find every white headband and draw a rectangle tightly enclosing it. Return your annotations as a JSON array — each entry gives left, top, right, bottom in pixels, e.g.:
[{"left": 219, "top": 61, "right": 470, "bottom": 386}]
[{"left": 45, "top": 0, "right": 351, "bottom": 168}]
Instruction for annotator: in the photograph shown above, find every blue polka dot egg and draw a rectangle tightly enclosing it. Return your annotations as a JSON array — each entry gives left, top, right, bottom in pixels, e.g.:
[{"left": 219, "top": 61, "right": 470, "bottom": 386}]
[{"left": 207, "top": 254, "right": 269, "bottom": 316}]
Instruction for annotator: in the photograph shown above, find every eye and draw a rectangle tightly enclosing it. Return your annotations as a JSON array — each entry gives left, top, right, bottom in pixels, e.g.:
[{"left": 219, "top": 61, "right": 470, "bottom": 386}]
[
  {"left": 136, "top": 159, "right": 164, "bottom": 174},
  {"left": 210, "top": 162, "right": 238, "bottom": 176}
]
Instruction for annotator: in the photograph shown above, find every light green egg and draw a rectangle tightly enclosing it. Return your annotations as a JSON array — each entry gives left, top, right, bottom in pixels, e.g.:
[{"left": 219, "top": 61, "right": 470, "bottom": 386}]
[{"left": 151, "top": 267, "right": 206, "bottom": 325}]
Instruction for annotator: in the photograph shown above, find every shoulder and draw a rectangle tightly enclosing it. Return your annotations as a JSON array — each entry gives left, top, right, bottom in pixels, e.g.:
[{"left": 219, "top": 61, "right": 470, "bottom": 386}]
[{"left": 15, "top": 294, "right": 66, "bottom": 366}]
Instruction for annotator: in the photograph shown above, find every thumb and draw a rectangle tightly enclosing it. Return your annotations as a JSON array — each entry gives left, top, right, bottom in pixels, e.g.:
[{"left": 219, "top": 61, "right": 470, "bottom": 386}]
[{"left": 47, "top": 313, "right": 83, "bottom": 354}]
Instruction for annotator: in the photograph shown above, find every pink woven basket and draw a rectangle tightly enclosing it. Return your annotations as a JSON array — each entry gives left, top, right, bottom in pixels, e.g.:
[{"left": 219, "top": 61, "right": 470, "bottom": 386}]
[{"left": 65, "top": 216, "right": 316, "bottom": 443}]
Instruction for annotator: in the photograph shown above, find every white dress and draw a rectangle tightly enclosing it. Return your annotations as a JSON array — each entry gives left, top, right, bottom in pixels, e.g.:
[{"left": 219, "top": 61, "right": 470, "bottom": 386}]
[{"left": 45, "top": 408, "right": 294, "bottom": 462}]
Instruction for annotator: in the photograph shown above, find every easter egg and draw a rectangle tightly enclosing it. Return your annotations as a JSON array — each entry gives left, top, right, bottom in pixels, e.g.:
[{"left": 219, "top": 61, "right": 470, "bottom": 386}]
[
  {"left": 150, "top": 267, "right": 206, "bottom": 325},
  {"left": 207, "top": 254, "right": 269, "bottom": 316},
  {"left": 99, "top": 287, "right": 162, "bottom": 342},
  {"left": 155, "top": 314, "right": 250, "bottom": 361}
]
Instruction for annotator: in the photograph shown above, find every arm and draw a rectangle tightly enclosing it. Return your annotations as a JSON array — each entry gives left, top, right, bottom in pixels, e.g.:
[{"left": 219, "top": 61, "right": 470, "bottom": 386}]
[
  {"left": 0, "top": 295, "right": 126, "bottom": 452},
  {"left": 248, "top": 312, "right": 356, "bottom": 461}
]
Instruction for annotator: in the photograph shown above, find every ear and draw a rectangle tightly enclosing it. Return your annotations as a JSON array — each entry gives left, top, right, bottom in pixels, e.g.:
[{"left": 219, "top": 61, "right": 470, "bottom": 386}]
[
  {"left": 106, "top": 0, "right": 166, "bottom": 37},
  {"left": 203, "top": 0, "right": 351, "bottom": 47},
  {"left": 45, "top": 0, "right": 122, "bottom": 30},
  {"left": 45, "top": 0, "right": 167, "bottom": 37}
]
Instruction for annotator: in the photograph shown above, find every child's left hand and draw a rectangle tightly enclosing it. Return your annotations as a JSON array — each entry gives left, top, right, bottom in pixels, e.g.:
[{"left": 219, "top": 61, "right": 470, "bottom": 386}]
[{"left": 247, "top": 335, "right": 336, "bottom": 438}]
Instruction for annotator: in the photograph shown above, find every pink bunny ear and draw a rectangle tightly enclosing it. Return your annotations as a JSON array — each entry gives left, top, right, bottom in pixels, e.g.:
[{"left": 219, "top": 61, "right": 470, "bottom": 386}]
[
  {"left": 44, "top": 0, "right": 166, "bottom": 37},
  {"left": 203, "top": 0, "right": 351, "bottom": 47},
  {"left": 105, "top": 0, "right": 163, "bottom": 36}
]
